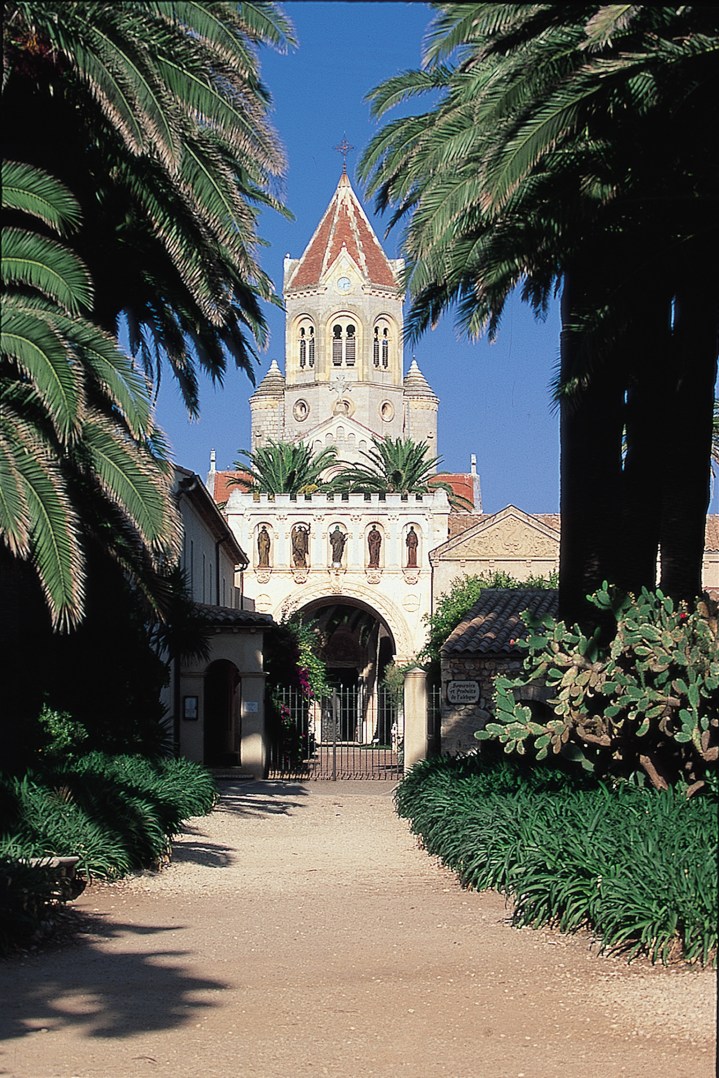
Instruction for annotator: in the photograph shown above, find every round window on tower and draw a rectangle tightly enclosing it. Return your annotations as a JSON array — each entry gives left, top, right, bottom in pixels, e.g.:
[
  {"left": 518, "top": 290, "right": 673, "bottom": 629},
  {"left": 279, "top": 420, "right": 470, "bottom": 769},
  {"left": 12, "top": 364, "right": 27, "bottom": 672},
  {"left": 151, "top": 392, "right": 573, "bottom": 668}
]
[
  {"left": 379, "top": 401, "right": 394, "bottom": 422},
  {"left": 293, "top": 399, "right": 309, "bottom": 422}
]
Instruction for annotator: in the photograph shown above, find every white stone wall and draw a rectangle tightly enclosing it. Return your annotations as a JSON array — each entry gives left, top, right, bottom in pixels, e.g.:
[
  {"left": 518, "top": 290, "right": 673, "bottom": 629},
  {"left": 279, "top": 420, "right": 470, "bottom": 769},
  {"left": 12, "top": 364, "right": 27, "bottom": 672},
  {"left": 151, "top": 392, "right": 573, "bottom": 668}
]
[
  {"left": 179, "top": 497, "right": 242, "bottom": 609},
  {"left": 223, "top": 490, "right": 451, "bottom": 662}
]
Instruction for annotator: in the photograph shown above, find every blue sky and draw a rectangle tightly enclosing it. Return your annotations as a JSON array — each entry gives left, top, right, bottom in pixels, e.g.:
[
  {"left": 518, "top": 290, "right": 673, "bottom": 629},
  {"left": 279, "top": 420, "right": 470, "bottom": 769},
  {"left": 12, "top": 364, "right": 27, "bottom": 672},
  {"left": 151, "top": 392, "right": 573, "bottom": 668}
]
[{"left": 153, "top": 2, "right": 716, "bottom": 515}]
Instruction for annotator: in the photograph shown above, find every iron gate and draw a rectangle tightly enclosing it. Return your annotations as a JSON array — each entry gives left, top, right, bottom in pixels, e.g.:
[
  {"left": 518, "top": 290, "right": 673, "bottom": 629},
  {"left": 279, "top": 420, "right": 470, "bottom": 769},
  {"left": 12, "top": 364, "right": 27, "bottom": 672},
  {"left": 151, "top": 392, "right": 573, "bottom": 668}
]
[{"left": 269, "top": 684, "right": 403, "bottom": 779}]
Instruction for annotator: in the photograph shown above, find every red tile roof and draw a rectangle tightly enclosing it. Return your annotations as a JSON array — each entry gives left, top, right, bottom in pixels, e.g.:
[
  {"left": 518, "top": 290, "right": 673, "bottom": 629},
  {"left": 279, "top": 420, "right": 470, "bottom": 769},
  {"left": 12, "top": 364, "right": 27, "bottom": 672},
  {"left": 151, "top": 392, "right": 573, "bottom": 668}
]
[
  {"left": 210, "top": 470, "right": 252, "bottom": 506},
  {"left": 447, "top": 512, "right": 718, "bottom": 547},
  {"left": 706, "top": 516, "right": 719, "bottom": 551},
  {"left": 288, "top": 172, "right": 398, "bottom": 291},
  {"left": 433, "top": 474, "right": 476, "bottom": 509}
]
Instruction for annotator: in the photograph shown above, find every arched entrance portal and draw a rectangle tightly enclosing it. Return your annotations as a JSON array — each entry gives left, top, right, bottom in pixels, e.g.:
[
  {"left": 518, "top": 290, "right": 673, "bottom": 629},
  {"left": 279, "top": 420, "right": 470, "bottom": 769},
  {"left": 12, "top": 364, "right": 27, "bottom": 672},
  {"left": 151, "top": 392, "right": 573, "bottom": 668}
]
[
  {"left": 204, "top": 660, "right": 240, "bottom": 766},
  {"left": 270, "top": 597, "right": 403, "bottom": 779}
]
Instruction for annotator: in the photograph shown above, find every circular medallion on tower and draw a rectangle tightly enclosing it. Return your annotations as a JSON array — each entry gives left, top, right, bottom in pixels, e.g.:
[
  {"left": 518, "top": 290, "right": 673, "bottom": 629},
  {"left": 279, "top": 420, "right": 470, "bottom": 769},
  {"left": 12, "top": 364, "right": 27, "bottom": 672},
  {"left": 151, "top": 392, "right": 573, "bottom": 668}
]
[
  {"left": 293, "top": 399, "right": 310, "bottom": 422},
  {"left": 379, "top": 401, "right": 395, "bottom": 422},
  {"left": 333, "top": 396, "right": 355, "bottom": 417},
  {"left": 336, "top": 276, "right": 351, "bottom": 293}
]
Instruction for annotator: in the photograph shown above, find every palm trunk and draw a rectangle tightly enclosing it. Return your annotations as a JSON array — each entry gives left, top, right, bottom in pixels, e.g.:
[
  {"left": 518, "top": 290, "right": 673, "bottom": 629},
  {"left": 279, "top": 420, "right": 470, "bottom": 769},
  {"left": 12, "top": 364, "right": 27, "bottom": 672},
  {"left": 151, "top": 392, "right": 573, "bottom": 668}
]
[
  {"left": 558, "top": 269, "right": 624, "bottom": 627},
  {"left": 659, "top": 265, "right": 718, "bottom": 600},
  {"left": 618, "top": 288, "right": 673, "bottom": 595}
]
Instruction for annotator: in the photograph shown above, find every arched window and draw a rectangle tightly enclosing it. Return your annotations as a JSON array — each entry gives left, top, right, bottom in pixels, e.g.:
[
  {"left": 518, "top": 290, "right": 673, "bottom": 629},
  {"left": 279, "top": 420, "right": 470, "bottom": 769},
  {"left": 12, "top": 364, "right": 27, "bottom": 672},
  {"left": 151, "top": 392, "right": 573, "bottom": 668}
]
[
  {"left": 346, "top": 325, "right": 356, "bottom": 366},
  {"left": 297, "top": 318, "right": 314, "bottom": 369},
  {"left": 373, "top": 318, "right": 392, "bottom": 370},
  {"left": 332, "top": 321, "right": 357, "bottom": 367}
]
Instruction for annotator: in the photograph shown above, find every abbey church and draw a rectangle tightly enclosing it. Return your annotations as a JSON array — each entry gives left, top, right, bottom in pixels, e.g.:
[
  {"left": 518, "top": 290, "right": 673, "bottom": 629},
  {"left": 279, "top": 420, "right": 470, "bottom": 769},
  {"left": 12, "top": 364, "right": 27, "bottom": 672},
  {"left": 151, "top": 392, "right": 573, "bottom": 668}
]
[
  {"left": 208, "top": 168, "right": 471, "bottom": 687},
  {"left": 199, "top": 168, "right": 718, "bottom": 768}
]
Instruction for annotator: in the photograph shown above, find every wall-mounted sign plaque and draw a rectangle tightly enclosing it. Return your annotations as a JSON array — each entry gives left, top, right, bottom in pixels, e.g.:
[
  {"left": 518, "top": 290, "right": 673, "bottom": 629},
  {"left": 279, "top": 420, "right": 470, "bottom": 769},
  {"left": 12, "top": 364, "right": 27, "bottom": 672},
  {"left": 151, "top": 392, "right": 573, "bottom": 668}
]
[{"left": 447, "top": 681, "right": 480, "bottom": 705}]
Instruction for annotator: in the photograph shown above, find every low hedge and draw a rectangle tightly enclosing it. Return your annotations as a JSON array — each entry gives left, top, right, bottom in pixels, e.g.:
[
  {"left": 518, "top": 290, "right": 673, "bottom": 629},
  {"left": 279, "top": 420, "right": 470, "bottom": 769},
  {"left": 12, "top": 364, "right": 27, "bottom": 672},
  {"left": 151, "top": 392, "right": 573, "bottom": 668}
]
[
  {"left": 396, "top": 754, "right": 717, "bottom": 965},
  {"left": 0, "top": 753, "right": 217, "bottom": 953}
]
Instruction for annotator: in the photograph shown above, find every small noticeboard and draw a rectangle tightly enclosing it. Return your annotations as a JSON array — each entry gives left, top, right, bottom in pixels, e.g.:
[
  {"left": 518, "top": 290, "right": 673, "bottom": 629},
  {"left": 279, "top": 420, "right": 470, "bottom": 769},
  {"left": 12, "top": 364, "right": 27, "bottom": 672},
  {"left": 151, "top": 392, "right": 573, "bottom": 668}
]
[{"left": 447, "top": 680, "right": 480, "bottom": 705}]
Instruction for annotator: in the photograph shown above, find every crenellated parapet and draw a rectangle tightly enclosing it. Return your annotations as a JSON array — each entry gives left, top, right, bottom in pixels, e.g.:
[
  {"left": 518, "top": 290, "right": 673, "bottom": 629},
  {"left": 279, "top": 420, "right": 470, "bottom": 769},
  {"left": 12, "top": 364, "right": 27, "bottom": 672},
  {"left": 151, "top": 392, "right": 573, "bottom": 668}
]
[{"left": 223, "top": 489, "right": 451, "bottom": 659}]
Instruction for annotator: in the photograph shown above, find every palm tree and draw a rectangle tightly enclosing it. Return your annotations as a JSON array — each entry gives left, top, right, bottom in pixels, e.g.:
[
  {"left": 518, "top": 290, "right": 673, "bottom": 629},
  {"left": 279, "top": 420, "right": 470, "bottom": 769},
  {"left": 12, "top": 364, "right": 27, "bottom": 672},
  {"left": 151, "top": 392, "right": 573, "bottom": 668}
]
[
  {"left": 335, "top": 436, "right": 473, "bottom": 509},
  {"left": 361, "top": 4, "right": 719, "bottom": 620},
  {"left": 2, "top": 1, "right": 295, "bottom": 415},
  {"left": 1, "top": 160, "right": 179, "bottom": 630},
  {"left": 231, "top": 440, "right": 341, "bottom": 496}
]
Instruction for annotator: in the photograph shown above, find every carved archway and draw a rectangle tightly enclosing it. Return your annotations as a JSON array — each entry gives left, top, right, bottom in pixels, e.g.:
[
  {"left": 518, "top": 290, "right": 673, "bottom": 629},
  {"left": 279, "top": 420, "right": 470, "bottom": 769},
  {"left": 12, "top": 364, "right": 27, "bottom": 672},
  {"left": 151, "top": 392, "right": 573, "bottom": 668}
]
[{"left": 276, "top": 581, "right": 413, "bottom": 661}]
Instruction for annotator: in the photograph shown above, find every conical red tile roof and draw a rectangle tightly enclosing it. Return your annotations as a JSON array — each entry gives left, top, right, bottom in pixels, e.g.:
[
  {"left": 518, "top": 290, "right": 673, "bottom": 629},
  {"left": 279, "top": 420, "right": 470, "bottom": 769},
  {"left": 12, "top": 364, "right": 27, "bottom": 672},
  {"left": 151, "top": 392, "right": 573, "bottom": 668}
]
[{"left": 287, "top": 172, "right": 399, "bottom": 291}]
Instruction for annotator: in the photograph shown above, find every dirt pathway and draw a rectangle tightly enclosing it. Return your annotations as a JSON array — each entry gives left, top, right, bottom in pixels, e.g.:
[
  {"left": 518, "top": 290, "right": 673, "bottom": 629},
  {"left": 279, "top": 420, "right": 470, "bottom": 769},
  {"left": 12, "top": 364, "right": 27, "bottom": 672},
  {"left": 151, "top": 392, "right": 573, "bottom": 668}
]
[{"left": 0, "top": 780, "right": 715, "bottom": 1078}]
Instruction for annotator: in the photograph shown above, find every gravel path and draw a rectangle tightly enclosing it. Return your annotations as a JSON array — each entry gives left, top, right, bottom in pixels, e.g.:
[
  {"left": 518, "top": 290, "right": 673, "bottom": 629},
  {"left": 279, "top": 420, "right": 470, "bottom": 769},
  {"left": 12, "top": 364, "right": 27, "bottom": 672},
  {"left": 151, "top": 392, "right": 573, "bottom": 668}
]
[{"left": 0, "top": 779, "right": 715, "bottom": 1078}]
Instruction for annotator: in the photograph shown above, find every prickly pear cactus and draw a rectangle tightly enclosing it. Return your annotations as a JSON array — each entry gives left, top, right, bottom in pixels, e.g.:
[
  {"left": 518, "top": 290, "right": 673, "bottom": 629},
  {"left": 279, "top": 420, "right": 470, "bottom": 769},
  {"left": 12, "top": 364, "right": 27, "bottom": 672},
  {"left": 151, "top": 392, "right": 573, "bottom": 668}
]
[{"left": 477, "top": 585, "right": 719, "bottom": 795}]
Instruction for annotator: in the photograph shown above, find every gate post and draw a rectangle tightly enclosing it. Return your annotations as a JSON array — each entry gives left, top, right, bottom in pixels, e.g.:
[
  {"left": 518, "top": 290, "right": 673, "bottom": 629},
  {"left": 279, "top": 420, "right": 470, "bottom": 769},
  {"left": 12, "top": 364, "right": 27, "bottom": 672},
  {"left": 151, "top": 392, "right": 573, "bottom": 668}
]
[
  {"left": 403, "top": 667, "right": 428, "bottom": 775},
  {"left": 240, "top": 672, "right": 268, "bottom": 778}
]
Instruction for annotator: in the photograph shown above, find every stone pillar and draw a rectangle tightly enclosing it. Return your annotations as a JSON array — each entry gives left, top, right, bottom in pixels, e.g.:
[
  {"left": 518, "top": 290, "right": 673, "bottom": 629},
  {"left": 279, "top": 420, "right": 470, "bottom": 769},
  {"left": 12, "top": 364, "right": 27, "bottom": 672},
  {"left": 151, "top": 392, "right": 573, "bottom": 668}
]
[
  {"left": 179, "top": 671, "right": 205, "bottom": 763},
  {"left": 403, "top": 666, "right": 428, "bottom": 775},
  {"left": 240, "top": 673, "right": 268, "bottom": 778}
]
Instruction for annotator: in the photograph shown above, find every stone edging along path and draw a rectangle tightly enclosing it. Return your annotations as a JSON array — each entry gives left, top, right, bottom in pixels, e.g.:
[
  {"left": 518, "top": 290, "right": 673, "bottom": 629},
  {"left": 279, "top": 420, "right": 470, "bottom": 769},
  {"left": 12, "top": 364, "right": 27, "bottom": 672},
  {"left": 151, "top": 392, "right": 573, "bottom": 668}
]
[{"left": 0, "top": 780, "right": 715, "bottom": 1078}]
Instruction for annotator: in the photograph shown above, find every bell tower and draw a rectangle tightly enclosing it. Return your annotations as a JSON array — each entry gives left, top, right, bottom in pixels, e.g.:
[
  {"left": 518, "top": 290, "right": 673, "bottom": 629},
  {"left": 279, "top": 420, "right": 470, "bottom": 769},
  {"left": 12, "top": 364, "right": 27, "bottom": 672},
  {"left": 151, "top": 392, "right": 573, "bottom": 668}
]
[{"left": 250, "top": 168, "right": 438, "bottom": 463}]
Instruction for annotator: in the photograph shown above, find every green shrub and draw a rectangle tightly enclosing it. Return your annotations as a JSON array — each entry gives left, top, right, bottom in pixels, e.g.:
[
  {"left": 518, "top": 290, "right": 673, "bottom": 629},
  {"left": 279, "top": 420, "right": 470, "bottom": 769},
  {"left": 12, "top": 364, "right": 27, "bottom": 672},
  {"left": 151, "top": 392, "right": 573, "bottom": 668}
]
[
  {"left": 0, "top": 754, "right": 217, "bottom": 951},
  {"left": 397, "top": 755, "right": 717, "bottom": 965},
  {"left": 479, "top": 585, "right": 719, "bottom": 794},
  {"left": 36, "top": 705, "right": 89, "bottom": 766}
]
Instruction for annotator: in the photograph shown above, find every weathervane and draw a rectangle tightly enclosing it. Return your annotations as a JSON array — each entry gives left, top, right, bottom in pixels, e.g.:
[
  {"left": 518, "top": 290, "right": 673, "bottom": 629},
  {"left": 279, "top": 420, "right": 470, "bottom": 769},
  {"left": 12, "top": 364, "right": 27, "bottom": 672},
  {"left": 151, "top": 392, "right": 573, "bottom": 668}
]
[{"left": 334, "top": 135, "right": 354, "bottom": 174}]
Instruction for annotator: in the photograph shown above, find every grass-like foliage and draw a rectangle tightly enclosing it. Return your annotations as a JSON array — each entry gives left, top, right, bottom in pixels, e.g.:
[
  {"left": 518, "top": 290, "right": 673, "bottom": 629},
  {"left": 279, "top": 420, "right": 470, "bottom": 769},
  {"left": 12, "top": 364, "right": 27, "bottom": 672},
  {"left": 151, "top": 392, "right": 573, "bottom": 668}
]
[
  {"left": 0, "top": 752, "right": 217, "bottom": 952},
  {"left": 396, "top": 755, "right": 717, "bottom": 966}
]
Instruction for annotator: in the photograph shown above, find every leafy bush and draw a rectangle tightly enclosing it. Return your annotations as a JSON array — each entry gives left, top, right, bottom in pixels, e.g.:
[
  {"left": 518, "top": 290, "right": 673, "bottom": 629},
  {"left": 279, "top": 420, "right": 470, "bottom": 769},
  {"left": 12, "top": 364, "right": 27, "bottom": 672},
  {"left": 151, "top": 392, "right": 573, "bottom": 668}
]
[
  {"left": 397, "top": 755, "right": 717, "bottom": 965},
  {"left": 479, "top": 586, "right": 719, "bottom": 794},
  {"left": 36, "top": 705, "right": 89, "bottom": 766}
]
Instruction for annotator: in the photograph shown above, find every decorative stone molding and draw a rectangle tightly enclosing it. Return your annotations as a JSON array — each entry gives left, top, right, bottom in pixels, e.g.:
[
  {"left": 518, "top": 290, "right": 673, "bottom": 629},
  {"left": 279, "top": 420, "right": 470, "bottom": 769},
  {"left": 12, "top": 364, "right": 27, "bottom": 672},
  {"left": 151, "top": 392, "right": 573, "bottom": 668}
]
[
  {"left": 402, "top": 569, "right": 420, "bottom": 585},
  {"left": 291, "top": 568, "right": 309, "bottom": 584},
  {"left": 365, "top": 568, "right": 382, "bottom": 584},
  {"left": 255, "top": 568, "right": 271, "bottom": 584}
]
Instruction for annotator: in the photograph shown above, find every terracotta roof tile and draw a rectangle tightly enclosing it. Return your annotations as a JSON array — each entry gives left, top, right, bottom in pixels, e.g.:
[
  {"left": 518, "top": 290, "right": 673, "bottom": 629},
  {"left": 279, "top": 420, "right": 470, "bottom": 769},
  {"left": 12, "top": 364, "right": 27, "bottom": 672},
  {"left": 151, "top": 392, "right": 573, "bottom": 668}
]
[
  {"left": 448, "top": 513, "right": 488, "bottom": 538},
  {"left": 210, "top": 470, "right": 252, "bottom": 506},
  {"left": 288, "top": 172, "right": 398, "bottom": 291},
  {"left": 434, "top": 474, "right": 476, "bottom": 509},
  {"left": 442, "top": 588, "right": 559, "bottom": 656},
  {"left": 199, "top": 603, "right": 272, "bottom": 628},
  {"left": 705, "top": 516, "right": 719, "bottom": 551}
]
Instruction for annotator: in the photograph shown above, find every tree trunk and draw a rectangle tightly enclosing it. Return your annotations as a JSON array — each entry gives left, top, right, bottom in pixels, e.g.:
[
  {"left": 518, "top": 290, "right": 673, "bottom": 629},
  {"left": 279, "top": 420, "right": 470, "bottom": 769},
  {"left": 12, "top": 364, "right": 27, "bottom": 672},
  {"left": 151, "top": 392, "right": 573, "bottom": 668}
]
[
  {"left": 618, "top": 287, "right": 673, "bottom": 595},
  {"left": 659, "top": 266, "right": 718, "bottom": 601},
  {"left": 558, "top": 269, "right": 624, "bottom": 627}
]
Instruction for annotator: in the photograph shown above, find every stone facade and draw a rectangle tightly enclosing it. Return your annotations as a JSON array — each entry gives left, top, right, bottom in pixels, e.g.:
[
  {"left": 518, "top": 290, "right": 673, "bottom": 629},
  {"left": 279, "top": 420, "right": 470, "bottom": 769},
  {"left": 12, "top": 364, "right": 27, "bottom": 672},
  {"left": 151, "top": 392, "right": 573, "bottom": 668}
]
[
  {"left": 430, "top": 505, "right": 560, "bottom": 601},
  {"left": 439, "top": 589, "right": 559, "bottom": 756},
  {"left": 223, "top": 489, "right": 450, "bottom": 663},
  {"left": 167, "top": 467, "right": 272, "bottom": 775},
  {"left": 249, "top": 171, "right": 438, "bottom": 466}
]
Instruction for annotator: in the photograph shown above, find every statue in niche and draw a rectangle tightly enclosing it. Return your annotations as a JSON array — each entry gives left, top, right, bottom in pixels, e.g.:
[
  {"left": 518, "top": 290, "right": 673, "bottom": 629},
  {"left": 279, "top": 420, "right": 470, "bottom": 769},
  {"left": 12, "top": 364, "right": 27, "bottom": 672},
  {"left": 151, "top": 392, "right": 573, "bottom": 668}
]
[
  {"left": 367, "top": 525, "right": 382, "bottom": 568},
  {"left": 406, "top": 525, "right": 419, "bottom": 567},
  {"left": 257, "top": 525, "right": 271, "bottom": 567},
  {"left": 329, "top": 525, "right": 346, "bottom": 566},
  {"left": 291, "top": 524, "right": 309, "bottom": 568}
]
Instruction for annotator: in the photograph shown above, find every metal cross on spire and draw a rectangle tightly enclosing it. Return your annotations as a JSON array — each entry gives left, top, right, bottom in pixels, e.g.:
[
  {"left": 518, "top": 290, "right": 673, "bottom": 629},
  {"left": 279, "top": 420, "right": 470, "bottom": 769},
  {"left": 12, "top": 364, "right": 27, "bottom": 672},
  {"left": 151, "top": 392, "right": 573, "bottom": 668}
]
[{"left": 334, "top": 135, "right": 354, "bottom": 174}]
